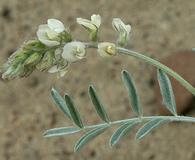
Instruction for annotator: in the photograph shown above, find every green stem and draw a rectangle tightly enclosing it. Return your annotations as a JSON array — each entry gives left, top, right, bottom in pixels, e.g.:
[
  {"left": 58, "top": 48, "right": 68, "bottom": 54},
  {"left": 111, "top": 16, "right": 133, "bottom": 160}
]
[{"left": 117, "top": 47, "right": 195, "bottom": 95}]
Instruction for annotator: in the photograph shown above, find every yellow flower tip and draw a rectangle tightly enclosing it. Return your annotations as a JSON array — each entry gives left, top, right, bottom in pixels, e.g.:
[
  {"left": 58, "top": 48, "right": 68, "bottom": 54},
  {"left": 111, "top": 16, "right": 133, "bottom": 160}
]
[
  {"left": 106, "top": 45, "right": 116, "bottom": 56},
  {"left": 98, "top": 42, "right": 117, "bottom": 58}
]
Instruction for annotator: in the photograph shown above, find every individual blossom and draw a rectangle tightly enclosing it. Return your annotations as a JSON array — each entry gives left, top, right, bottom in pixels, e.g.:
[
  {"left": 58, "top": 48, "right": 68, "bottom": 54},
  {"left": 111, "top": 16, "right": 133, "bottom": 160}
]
[
  {"left": 47, "top": 41, "right": 86, "bottom": 78},
  {"left": 97, "top": 42, "right": 117, "bottom": 58},
  {"left": 48, "top": 60, "right": 69, "bottom": 78},
  {"left": 112, "top": 18, "right": 131, "bottom": 47},
  {"left": 62, "top": 41, "right": 86, "bottom": 62},
  {"left": 37, "top": 19, "right": 72, "bottom": 47},
  {"left": 77, "top": 14, "right": 101, "bottom": 41}
]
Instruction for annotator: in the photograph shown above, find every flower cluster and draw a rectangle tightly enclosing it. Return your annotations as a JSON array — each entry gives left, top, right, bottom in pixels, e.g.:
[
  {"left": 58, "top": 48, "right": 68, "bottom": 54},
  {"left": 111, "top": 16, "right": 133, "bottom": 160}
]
[{"left": 1, "top": 14, "right": 131, "bottom": 80}]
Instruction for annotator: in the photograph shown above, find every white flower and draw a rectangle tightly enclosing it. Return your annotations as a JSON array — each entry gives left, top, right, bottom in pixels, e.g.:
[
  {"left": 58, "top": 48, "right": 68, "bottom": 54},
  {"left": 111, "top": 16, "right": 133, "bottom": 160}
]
[
  {"left": 57, "top": 69, "right": 68, "bottom": 78},
  {"left": 48, "top": 65, "right": 60, "bottom": 73},
  {"left": 37, "top": 19, "right": 65, "bottom": 47},
  {"left": 47, "top": 19, "right": 65, "bottom": 33},
  {"left": 97, "top": 42, "right": 117, "bottom": 58},
  {"left": 76, "top": 14, "right": 101, "bottom": 41},
  {"left": 48, "top": 61, "right": 69, "bottom": 77},
  {"left": 112, "top": 18, "right": 131, "bottom": 46},
  {"left": 48, "top": 65, "right": 69, "bottom": 78},
  {"left": 77, "top": 14, "right": 101, "bottom": 31},
  {"left": 62, "top": 41, "right": 86, "bottom": 62}
]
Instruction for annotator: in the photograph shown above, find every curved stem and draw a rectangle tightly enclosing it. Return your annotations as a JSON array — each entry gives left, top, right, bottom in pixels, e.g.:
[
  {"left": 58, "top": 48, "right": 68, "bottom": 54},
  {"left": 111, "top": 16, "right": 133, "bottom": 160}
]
[
  {"left": 117, "top": 47, "right": 195, "bottom": 95},
  {"left": 85, "top": 43, "right": 195, "bottom": 95}
]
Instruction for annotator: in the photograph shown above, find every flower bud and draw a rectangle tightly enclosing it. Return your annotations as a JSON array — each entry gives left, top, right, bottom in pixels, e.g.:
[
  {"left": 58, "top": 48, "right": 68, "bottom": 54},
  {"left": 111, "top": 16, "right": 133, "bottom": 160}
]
[
  {"left": 3, "top": 63, "right": 25, "bottom": 79},
  {"left": 23, "top": 52, "right": 42, "bottom": 66},
  {"left": 97, "top": 42, "right": 117, "bottom": 58},
  {"left": 48, "top": 65, "right": 60, "bottom": 73},
  {"left": 23, "top": 40, "right": 46, "bottom": 52},
  {"left": 77, "top": 14, "right": 101, "bottom": 41},
  {"left": 1, "top": 49, "right": 30, "bottom": 79},
  {"left": 62, "top": 41, "right": 86, "bottom": 62},
  {"left": 36, "top": 50, "right": 54, "bottom": 71},
  {"left": 112, "top": 18, "right": 131, "bottom": 46}
]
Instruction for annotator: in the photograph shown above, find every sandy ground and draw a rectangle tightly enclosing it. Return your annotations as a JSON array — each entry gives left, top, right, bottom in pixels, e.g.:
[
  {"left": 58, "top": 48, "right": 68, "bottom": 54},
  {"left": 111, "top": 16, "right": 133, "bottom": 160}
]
[{"left": 1, "top": 0, "right": 195, "bottom": 159}]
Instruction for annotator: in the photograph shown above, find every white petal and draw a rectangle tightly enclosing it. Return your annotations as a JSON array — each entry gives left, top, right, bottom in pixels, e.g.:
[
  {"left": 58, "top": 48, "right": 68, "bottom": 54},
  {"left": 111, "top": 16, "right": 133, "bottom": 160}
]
[
  {"left": 38, "top": 36, "right": 60, "bottom": 47},
  {"left": 112, "top": 18, "right": 131, "bottom": 34},
  {"left": 57, "top": 69, "right": 68, "bottom": 78},
  {"left": 38, "top": 24, "right": 50, "bottom": 31},
  {"left": 48, "top": 65, "right": 59, "bottom": 73},
  {"left": 62, "top": 41, "right": 85, "bottom": 62},
  {"left": 48, "top": 19, "right": 65, "bottom": 33},
  {"left": 76, "top": 18, "right": 96, "bottom": 31},
  {"left": 112, "top": 18, "right": 123, "bottom": 32},
  {"left": 126, "top": 24, "right": 131, "bottom": 34},
  {"left": 37, "top": 25, "right": 50, "bottom": 37},
  {"left": 46, "top": 29, "right": 59, "bottom": 39},
  {"left": 37, "top": 24, "right": 60, "bottom": 46},
  {"left": 91, "top": 14, "right": 101, "bottom": 27}
]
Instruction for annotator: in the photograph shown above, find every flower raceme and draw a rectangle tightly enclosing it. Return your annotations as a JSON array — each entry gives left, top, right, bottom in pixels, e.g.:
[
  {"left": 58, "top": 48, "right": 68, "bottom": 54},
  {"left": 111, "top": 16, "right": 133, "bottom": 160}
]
[
  {"left": 3, "top": 14, "right": 195, "bottom": 153},
  {"left": 1, "top": 15, "right": 130, "bottom": 80}
]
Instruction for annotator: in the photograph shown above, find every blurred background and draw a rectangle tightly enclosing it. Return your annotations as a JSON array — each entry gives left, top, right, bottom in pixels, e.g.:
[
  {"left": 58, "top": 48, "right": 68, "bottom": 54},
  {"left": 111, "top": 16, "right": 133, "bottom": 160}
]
[{"left": 1, "top": 0, "right": 195, "bottom": 159}]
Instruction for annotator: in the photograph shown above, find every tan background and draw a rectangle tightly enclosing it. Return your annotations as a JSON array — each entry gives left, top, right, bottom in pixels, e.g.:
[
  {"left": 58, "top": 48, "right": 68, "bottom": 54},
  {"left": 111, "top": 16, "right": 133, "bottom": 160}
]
[{"left": 1, "top": 0, "right": 195, "bottom": 159}]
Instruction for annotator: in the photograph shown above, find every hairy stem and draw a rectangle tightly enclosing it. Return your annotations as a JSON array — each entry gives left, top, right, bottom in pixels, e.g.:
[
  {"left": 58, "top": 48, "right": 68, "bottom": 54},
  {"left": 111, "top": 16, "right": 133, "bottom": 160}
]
[{"left": 117, "top": 47, "right": 195, "bottom": 95}]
